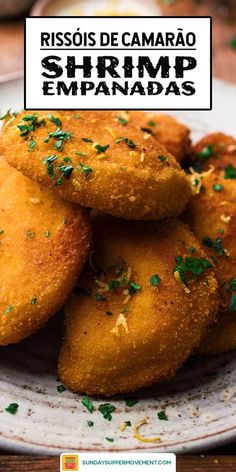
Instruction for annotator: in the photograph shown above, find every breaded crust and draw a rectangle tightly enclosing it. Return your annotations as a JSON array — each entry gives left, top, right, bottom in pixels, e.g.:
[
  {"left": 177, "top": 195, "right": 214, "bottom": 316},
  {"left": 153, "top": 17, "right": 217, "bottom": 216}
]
[
  {"left": 0, "top": 158, "right": 91, "bottom": 345},
  {"left": 0, "top": 111, "right": 191, "bottom": 220},
  {"left": 129, "top": 112, "right": 191, "bottom": 162},
  {"left": 59, "top": 216, "right": 218, "bottom": 396},
  {"left": 183, "top": 171, "right": 236, "bottom": 354},
  {"left": 188, "top": 132, "right": 236, "bottom": 174}
]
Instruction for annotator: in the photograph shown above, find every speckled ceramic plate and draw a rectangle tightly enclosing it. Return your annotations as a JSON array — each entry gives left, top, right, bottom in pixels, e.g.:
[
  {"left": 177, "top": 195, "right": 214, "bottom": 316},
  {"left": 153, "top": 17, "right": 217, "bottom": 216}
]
[{"left": 0, "top": 78, "right": 236, "bottom": 455}]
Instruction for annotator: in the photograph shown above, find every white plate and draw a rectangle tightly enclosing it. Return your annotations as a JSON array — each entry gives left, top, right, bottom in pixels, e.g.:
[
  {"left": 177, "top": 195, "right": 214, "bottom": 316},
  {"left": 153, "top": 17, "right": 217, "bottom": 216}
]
[{"left": 0, "top": 78, "right": 236, "bottom": 455}]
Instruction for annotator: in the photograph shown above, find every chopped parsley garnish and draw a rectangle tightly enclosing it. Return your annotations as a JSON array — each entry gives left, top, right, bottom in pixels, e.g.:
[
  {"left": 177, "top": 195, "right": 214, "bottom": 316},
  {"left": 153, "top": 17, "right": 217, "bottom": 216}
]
[
  {"left": 44, "top": 230, "right": 50, "bottom": 238},
  {"left": 94, "top": 144, "right": 109, "bottom": 154},
  {"left": 28, "top": 138, "right": 36, "bottom": 151},
  {"left": 105, "top": 437, "right": 114, "bottom": 442},
  {"left": 116, "top": 137, "right": 136, "bottom": 148},
  {"left": 196, "top": 145, "right": 214, "bottom": 159},
  {"left": 48, "top": 114, "right": 62, "bottom": 127},
  {"left": 0, "top": 109, "right": 12, "bottom": 120},
  {"left": 5, "top": 403, "right": 18, "bottom": 415},
  {"left": 230, "top": 35, "right": 236, "bottom": 50},
  {"left": 0, "top": 230, "right": 4, "bottom": 235},
  {"left": 174, "top": 256, "right": 213, "bottom": 286},
  {"left": 128, "top": 282, "right": 141, "bottom": 295},
  {"left": 202, "top": 236, "right": 226, "bottom": 257},
  {"left": 26, "top": 229, "right": 34, "bottom": 238},
  {"left": 18, "top": 114, "right": 45, "bottom": 137},
  {"left": 4, "top": 305, "right": 13, "bottom": 315},
  {"left": 141, "top": 127, "right": 152, "bottom": 134},
  {"left": 55, "top": 163, "right": 74, "bottom": 186},
  {"left": 82, "top": 138, "right": 93, "bottom": 143},
  {"left": 78, "top": 163, "right": 93, "bottom": 178},
  {"left": 57, "top": 384, "right": 66, "bottom": 393},
  {"left": 228, "top": 277, "right": 236, "bottom": 291},
  {"left": 212, "top": 183, "right": 223, "bottom": 192},
  {"left": 224, "top": 164, "right": 236, "bottom": 180},
  {"left": 44, "top": 127, "right": 72, "bottom": 151},
  {"left": 187, "top": 247, "right": 195, "bottom": 254},
  {"left": 124, "top": 420, "right": 131, "bottom": 427},
  {"left": 43, "top": 154, "right": 57, "bottom": 178},
  {"left": 98, "top": 403, "right": 116, "bottom": 421},
  {"left": 227, "top": 278, "right": 236, "bottom": 312},
  {"left": 31, "top": 297, "right": 37, "bottom": 305},
  {"left": 74, "top": 113, "right": 81, "bottom": 119},
  {"left": 218, "top": 228, "right": 224, "bottom": 235},
  {"left": 125, "top": 398, "right": 138, "bottom": 407},
  {"left": 96, "top": 293, "right": 106, "bottom": 302},
  {"left": 117, "top": 115, "right": 128, "bottom": 125},
  {"left": 157, "top": 411, "right": 168, "bottom": 421},
  {"left": 158, "top": 155, "right": 167, "bottom": 162},
  {"left": 150, "top": 274, "right": 161, "bottom": 286},
  {"left": 81, "top": 396, "right": 94, "bottom": 414},
  {"left": 229, "top": 294, "right": 236, "bottom": 312},
  {"left": 87, "top": 420, "right": 94, "bottom": 427},
  {"left": 147, "top": 120, "right": 156, "bottom": 127}
]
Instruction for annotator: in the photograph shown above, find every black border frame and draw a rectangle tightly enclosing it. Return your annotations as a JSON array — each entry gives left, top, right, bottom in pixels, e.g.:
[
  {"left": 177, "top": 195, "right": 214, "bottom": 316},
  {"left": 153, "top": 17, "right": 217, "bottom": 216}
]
[{"left": 24, "top": 16, "right": 212, "bottom": 111}]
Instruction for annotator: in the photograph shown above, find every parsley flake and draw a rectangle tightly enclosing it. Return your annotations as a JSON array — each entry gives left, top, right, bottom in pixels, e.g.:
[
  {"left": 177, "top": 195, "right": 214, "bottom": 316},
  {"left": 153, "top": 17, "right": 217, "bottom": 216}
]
[
  {"left": 202, "top": 236, "right": 226, "bottom": 257},
  {"left": 95, "top": 144, "right": 109, "bottom": 154},
  {"left": 48, "top": 114, "right": 62, "bottom": 127},
  {"left": 224, "top": 164, "right": 236, "bottom": 180},
  {"left": 44, "top": 230, "right": 51, "bottom": 238},
  {"left": 124, "top": 420, "right": 131, "bottom": 427},
  {"left": 105, "top": 437, "right": 114, "bottom": 442},
  {"left": 4, "top": 305, "right": 13, "bottom": 315},
  {"left": 28, "top": 138, "right": 36, "bottom": 151},
  {"left": 158, "top": 155, "right": 167, "bottom": 162},
  {"left": 125, "top": 398, "right": 138, "bottom": 407},
  {"left": 128, "top": 282, "right": 141, "bottom": 295},
  {"left": 87, "top": 420, "right": 94, "bottom": 427},
  {"left": 147, "top": 120, "right": 156, "bottom": 127},
  {"left": 82, "top": 138, "right": 93, "bottom": 143},
  {"left": 230, "top": 35, "right": 236, "bottom": 50},
  {"left": 212, "top": 183, "right": 223, "bottom": 192},
  {"left": 18, "top": 114, "right": 45, "bottom": 137},
  {"left": 117, "top": 115, "right": 128, "bottom": 125},
  {"left": 43, "top": 154, "right": 57, "bottom": 178},
  {"left": 78, "top": 163, "right": 93, "bottom": 178},
  {"left": 55, "top": 163, "right": 74, "bottom": 186},
  {"left": 157, "top": 411, "right": 168, "bottom": 421},
  {"left": 196, "top": 145, "right": 214, "bottom": 159},
  {"left": 174, "top": 256, "right": 213, "bottom": 285},
  {"left": 81, "top": 396, "right": 94, "bottom": 414},
  {"left": 31, "top": 297, "right": 37, "bottom": 305},
  {"left": 228, "top": 277, "right": 236, "bottom": 291},
  {"left": 229, "top": 294, "right": 236, "bottom": 312},
  {"left": 150, "top": 274, "right": 161, "bottom": 286},
  {"left": 5, "top": 403, "right": 18, "bottom": 415},
  {"left": 116, "top": 137, "right": 136, "bottom": 148},
  {"left": 57, "top": 384, "right": 66, "bottom": 393},
  {"left": 26, "top": 229, "right": 34, "bottom": 238},
  {"left": 98, "top": 403, "right": 116, "bottom": 421},
  {"left": 45, "top": 127, "right": 72, "bottom": 151}
]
